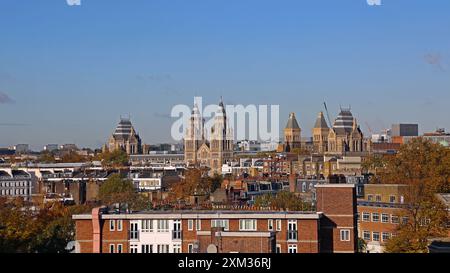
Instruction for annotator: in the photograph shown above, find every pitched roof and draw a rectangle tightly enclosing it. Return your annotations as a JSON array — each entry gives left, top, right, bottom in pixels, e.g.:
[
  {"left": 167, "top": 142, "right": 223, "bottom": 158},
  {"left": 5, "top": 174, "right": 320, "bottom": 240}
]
[
  {"left": 285, "top": 113, "right": 300, "bottom": 129},
  {"left": 314, "top": 112, "right": 329, "bottom": 129}
]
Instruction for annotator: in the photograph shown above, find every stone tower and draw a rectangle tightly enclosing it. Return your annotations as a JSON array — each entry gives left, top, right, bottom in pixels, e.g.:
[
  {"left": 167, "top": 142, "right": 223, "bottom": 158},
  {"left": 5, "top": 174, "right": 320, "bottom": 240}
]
[
  {"left": 284, "top": 113, "right": 302, "bottom": 152},
  {"left": 184, "top": 102, "right": 205, "bottom": 167},
  {"left": 312, "top": 112, "right": 330, "bottom": 154},
  {"left": 210, "top": 98, "right": 234, "bottom": 174}
]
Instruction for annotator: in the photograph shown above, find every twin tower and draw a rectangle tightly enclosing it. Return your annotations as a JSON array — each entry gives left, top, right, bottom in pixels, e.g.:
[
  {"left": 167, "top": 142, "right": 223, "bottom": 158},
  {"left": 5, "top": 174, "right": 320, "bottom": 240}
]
[
  {"left": 184, "top": 98, "right": 234, "bottom": 174},
  {"left": 282, "top": 108, "right": 366, "bottom": 155}
]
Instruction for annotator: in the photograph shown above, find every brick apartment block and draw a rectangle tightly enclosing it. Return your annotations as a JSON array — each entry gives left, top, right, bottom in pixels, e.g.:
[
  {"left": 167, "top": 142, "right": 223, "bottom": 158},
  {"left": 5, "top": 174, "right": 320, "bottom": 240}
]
[{"left": 73, "top": 184, "right": 357, "bottom": 253}]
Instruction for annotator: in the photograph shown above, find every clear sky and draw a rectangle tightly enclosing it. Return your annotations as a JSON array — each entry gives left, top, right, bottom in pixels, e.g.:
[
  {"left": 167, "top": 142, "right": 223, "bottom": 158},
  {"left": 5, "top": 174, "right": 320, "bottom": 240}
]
[{"left": 0, "top": 0, "right": 449, "bottom": 150}]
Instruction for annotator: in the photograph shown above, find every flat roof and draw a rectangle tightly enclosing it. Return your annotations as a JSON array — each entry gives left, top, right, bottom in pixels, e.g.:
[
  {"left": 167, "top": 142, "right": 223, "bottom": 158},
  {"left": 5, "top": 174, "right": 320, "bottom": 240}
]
[{"left": 73, "top": 210, "right": 322, "bottom": 220}]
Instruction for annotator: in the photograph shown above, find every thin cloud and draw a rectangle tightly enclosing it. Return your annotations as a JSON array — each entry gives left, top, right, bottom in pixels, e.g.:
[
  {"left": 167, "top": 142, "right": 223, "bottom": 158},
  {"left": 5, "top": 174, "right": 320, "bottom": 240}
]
[
  {"left": 424, "top": 53, "right": 446, "bottom": 71},
  {"left": 0, "top": 92, "right": 14, "bottom": 104}
]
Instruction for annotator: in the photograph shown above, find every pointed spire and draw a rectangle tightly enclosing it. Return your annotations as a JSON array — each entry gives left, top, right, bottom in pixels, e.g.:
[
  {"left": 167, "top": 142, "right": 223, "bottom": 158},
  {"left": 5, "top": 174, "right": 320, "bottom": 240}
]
[
  {"left": 314, "top": 111, "right": 329, "bottom": 129},
  {"left": 285, "top": 113, "right": 300, "bottom": 129}
]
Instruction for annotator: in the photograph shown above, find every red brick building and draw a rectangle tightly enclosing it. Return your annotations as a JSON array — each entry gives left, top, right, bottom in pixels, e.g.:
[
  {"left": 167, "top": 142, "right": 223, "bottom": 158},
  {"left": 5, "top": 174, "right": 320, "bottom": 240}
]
[{"left": 73, "top": 184, "right": 357, "bottom": 253}]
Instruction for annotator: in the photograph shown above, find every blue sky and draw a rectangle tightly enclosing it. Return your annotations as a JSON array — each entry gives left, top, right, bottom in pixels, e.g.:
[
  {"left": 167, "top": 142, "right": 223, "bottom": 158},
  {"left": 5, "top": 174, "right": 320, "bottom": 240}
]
[{"left": 0, "top": 0, "right": 449, "bottom": 150}]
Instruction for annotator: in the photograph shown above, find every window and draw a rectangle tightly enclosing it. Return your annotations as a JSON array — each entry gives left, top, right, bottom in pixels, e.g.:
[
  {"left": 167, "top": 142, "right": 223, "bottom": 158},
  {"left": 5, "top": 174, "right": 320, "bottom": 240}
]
[
  {"left": 362, "top": 212, "right": 370, "bottom": 222},
  {"left": 117, "top": 220, "right": 123, "bottom": 231},
  {"left": 402, "top": 217, "right": 409, "bottom": 224},
  {"left": 367, "top": 194, "right": 373, "bottom": 201},
  {"left": 188, "top": 219, "right": 194, "bottom": 231},
  {"left": 173, "top": 244, "right": 182, "bottom": 253},
  {"left": 276, "top": 244, "right": 281, "bottom": 253},
  {"left": 211, "top": 219, "right": 229, "bottom": 231},
  {"left": 268, "top": 219, "right": 274, "bottom": 231},
  {"left": 372, "top": 232, "right": 380, "bottom": 242},
  {"left": 363, "top": 231, "right": 371, "bottom": 241},
  {"left": 372, "top": 213, "right": 380, "bottom": 222},
  {"left": 109, "top": 220, "right": 115, "bottom": 231},
  {"left": 381, "top": 214, "right": 389, "bottom": 223},
  {"left": 157, "top": 245, "right": 169, "bottom": 253},
  {"left": 188, "top": 244, "right": 194, "bottom": 253},
  {"left": 276, "top": 219, "right": 282, "bottom": 231},
  {"left": 391, "top": 215, "right": 399, "bottom": 224},
  {"left": 157, "top": 220, "right": 169, "bottom": 232},
  {"left": 288, "top": 244, "right": 297, "bottom": 254},
  {"left": 239, "top": 219, "right": 257, "bottom": 231},
  {"left": 117, "top": 244, "right": 123, "bottom": 253},
  {"left": 142, "top": 220, "right": 153, "bottom": 232},
  {"left": 142, "top": 244, "right": 153, "bottom": 253},
  {"left": 109, "top": 244, "right": 115, "bottom": 253},
  {"left": 340, "top": 229, "right": 350, "bottom": 241},
  {"left": 389, "top": 195, "right": 396, "bottom": 203},
  {"left": 130, "top": 245, "right": 138, "bottom": 253},
  {"left": 130, "top": 222, "right": 139, "bottom": 240},
  {"left": 375, "top": 195, "right": 382, "bottom": 202},
  {"left": 196, "top": 220, "right": 202, "bottom": 231},
  {"left": 382, "top": 232, "right": 390, "bottom": 242}
]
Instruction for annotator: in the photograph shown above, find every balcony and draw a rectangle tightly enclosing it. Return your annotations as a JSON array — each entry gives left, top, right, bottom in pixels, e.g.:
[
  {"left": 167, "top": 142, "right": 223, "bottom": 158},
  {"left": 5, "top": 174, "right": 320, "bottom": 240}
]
[
  {"left": 172, "top": 230, "right": 182, "bottom": 240},
  {"left": 287, "top": 230, "right": 298, "bottom": 241}
]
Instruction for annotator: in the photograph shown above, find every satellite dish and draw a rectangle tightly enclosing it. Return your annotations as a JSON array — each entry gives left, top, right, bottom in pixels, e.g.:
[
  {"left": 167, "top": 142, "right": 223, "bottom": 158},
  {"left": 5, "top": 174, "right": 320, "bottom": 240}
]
[{"left": 207, "top": 244, "right": 218, "bottom": 253}]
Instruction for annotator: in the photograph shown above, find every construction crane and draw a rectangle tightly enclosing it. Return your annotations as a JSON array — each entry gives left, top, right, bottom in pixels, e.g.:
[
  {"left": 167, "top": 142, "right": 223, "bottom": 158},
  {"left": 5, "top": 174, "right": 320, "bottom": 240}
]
[
  {"left": 323, "top": 102, "right": 333, "bottom": 127},
  {"left": 365, "top": 122, "right": 374, "bottom": 135}
]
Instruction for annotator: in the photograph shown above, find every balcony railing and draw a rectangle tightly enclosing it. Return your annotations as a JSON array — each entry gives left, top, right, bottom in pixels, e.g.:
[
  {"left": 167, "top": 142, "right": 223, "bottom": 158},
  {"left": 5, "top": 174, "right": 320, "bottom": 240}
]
[
  {"left": 172, "top": 230, "right": 182, "bottom": 240},
  {"left": 287, "top": 230, "right": 298, "bottom": 241}
]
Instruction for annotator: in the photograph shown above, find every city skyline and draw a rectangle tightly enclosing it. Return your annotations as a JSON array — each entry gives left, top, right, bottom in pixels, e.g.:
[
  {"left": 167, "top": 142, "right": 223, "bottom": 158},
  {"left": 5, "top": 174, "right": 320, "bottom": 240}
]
[{"left": 1, "top": 0, "right": 450, "bottom": 150}]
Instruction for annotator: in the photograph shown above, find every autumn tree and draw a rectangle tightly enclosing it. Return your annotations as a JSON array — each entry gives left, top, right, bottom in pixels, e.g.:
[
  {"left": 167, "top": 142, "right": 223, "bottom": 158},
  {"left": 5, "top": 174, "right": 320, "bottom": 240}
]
[
  {"left": 0, "top": 197, "right": 93, "bottom": 253},
  {"left": 372, "top": 138, "right": 450, "bottom": 253},
  {"left": 172, "top": 168, "right": 219, "bottom": 200},
  {"left": 60, "top": 151, "right": 86, "bottom": 163},
  {"left": 254, "top": 191, "right": 313, "bottom": 211},
  {"left": 97, "top": 150, "right": 129, "bottom": 169},
  {"left": 37, "top": 151, "right": 56, "bottom": 163},
  {"left": 98, "top": 174, "right": 149, "bottom": 211}
]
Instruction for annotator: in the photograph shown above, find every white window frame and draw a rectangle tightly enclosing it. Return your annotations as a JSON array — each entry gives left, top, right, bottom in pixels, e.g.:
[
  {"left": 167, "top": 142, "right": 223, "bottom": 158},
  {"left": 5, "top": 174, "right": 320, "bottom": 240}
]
[
  {"left": 196, "top": 219, "right": 202, "bottom": 231},
  {"left": 372, "top": 232, "right": 380, "bottom": 242},
  {"left": 117, "top": 244, "right": 123, "bottom": 253},
  {"left": 188, "top": 244, "right": 194, "bottom": 253},
  {"left": 211, "top": 219, "right": 229, "bottom": 231},
  {"left": 157, "top": 220, "right": 169, "bottom": 232},
  {"left": 276, "top": 219, "right": 282, "bottom": 231},
  {"left": 340, "top": 229, "right": 351, "bottom": 242},
  {"left": 372, "top": 213, "right": 380, "bottom": 222},
  {"left": 362, "top": 212, "right": 370, "bottom": 222},
  {"left": 188, "top": 219, "right": 194, "bottom": 231},
  {"left": 239, "top": 219, "right": 257, "bottom": 231},
  {"left": 288, "top": 244, "right": 297, "bottom": 254},
  {"left": 268, "top": 219, "right": 274, "bottom": 231},
  {"left": 142, "top": 219, "right": 153, "bottom": 232},
  {"left": 109, "top": 244, "right": 115, "bottom": 253},
  {"left": 109, "top": 220, "right": 115, "bottom": 231},
  {"left": 173, "top": 244, "right": 182, "bottom": 253},
  {"left": 381, "top": 214, "right": 389, "bottom": 223},
  {"left": 142, "top": 244, "right": 153, "bottom": 253},
  {"left": 363, "top": 230, "right": 371, "bottom": 241},
  {"left": 117, "top": 220, "right": 123, "bottom": 231},
  {"left": 382, "top": 232, "right": 390, "bottom": 242},
  {"left": 130, "top": 245, "right": 138, "bottom": 253}
]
